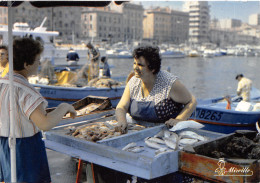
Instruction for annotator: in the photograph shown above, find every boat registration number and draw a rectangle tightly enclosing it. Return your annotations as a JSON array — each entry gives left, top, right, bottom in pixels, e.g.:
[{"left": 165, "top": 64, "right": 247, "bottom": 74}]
[
  {"left": 190, "top": 109, "right": 223, "bottom": 121},
  {"left": 41, "top": 90, "right": 56, "bottom": 95}
]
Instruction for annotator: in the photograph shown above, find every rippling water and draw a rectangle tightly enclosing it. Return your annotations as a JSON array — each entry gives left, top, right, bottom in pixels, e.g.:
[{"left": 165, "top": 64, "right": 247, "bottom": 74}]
[{"left": 55, "top": 56, "right": 260, "bottom": 100}]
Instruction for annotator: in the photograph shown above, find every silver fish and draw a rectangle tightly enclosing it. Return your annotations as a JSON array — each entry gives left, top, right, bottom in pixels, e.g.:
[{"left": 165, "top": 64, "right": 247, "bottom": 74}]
[
  {"left": 169, "top": 120, "right": 204, "bottom": 131},
  {"left": 155, "top": 148, "right": 174, "bottom": 156},
  {"left": 146, "top": 137, "right": 165, "bottom": 144},
  {"left": 179, "top": 138, "right": 198, "bottom": 146},
  {"left": 169, "top": 132, "right": 179, "bottom": 143},
  {"left": 122, "top": 142, "right": 137, "bottom": 151},
  {"left": 154, "top": 130, "right": 165, "bottom": 138},
  {"left": 163, "top": 137, "right": 178, "bottom": 150},
  {"left": 179, "top": 131, "right": 207, "bottom": 141},
  {"left": 126, "top": 146, "right": 145, "bottom": 153},
  {"left": 155, "top": 148, "right": 168, "bottom": 155},
  {"left": 144, "top": 138, "right": 163, "bottom": 149},
  {"left": 164, "top": 130, "right": 171, "bottom": 138}
]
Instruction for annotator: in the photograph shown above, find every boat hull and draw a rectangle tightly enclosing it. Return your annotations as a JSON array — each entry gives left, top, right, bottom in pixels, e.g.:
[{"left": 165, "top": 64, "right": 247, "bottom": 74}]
[
  {"left": 190, "top": 103, "right": 260, "bottom": 134},
  {"left": 33, "top": 84, "right": 125, "bottom": 108}
]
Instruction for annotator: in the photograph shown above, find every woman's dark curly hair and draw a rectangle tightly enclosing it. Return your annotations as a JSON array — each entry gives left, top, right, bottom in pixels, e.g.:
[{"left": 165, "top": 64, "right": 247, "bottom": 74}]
[
  {"left": 132, "top": 46, "right": 161, "bottom": 74},
  {"left": 13, "top": 37, "right": 43, "bottom": 71}
]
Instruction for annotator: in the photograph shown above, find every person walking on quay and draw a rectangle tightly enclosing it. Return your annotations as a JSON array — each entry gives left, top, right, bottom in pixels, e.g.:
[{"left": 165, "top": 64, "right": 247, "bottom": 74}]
[
  {"left": 66, "top": 47, "right": 80, "bottom": 66},
  {"left": 99, "top": 56, "right": 111, "bottom": 78},
  {"left": 0, "top": 45, "right": 9, "bottom": 77},
  {"left": 0, "top": 37, "right": 76, "bottom": 183},
  {"left": 236, "top": 74, "right": 252, "bottom": 102},
  {"left": 86, "top": 42, "right": 100, "bottom": 81}
]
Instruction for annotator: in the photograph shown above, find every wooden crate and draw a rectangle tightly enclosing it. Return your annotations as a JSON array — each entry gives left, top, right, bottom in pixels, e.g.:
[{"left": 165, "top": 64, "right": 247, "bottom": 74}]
[{"left": 179, "top": 131, "right": 260, "bottom": 182}]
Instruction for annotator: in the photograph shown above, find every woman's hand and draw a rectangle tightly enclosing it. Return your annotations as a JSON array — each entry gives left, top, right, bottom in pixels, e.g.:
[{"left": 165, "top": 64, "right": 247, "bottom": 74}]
[
  {"left": 165, "top": 118, "right": 183, "bottom": 128},
  {"left": 115, "top": 121, "right": 128, "bottom": 134}
]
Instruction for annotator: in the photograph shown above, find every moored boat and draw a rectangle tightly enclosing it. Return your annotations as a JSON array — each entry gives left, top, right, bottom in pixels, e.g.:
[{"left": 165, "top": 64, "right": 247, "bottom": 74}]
[
  {"left": 190, "top": 88, "right": 260, "bottom": 134},
  {"left": 33, "top": 83, "right": 125, "bottom": 108}
]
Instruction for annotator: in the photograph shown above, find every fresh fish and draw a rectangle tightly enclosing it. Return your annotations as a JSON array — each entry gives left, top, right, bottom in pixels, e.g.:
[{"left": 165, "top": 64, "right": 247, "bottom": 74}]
[
  {"left": 169, "top": 120, "right": 204, "bottom": 131},
  {"left": 126, "top": 146, "right": 145, "bottom": 153},
  {"left": 155, "top": 148, "right": 168, "bottom": 155},
  {"left": 163, "top": 137, "right": 178, "bottom": 150},
  {"left": 155, "top": 148, "right": 174, "bottom": 156},
  {"left": 144, "top": 138, "right": 163, "bottom": 149},
  {"left": 146, "top": 137, "right": 165, "bottom": 144},
  {"left": 122, "top": 142, "right": 137, "bottom": 151},
  {"left": 179, "top": 138, "right": 198, "bottom": 146},
  {"left": 256, "top": 122, "right": 260, "bottom": 134},
  {"left": 169, "top": 132, "right": 179, "bottom": 143},
  {"left": 164, "top": 130, "right": 171, "bottom": 138},
  {"left": 179, "top": 131, "right": 207, "bottom": 141},
  {"left": 103, "top": 122, "right": 115, "bottom": 130},
  {"left": 154, "top": 130, "right": 165, "bottom": 138}
]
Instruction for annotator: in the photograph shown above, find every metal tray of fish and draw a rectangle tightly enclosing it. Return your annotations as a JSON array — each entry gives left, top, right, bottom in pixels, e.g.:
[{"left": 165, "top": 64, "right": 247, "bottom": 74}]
[{"left": 44, "top": 117, "right": 224, "bottom": 179}]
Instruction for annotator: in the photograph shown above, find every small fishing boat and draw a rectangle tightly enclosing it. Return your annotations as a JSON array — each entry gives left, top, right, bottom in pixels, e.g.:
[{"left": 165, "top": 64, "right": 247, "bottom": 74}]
[
  {"left": 33, "top": 83, "right": 125, "bottom": 108},
  {"left": 190, "top": 88, "right": 260, "bottom": 134},
  {"left": 160, "top": 50, "right": 186, "bottom": 58}
]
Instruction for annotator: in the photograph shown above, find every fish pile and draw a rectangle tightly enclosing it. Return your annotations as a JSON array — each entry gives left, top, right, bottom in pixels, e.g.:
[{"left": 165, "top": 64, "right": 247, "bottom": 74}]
[
  {"left": 121, "top": 128, "right": 208, "bottom": 156},
  {"left": 65, "top": 103, "right": 103, "bottom": 118},
  {"left": 66, "top": 120, "right": 146, "bottom": 142}
]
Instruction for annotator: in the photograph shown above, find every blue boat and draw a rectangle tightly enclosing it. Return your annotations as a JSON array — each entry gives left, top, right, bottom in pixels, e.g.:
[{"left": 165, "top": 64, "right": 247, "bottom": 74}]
[
  {"left": 34, "top": 84, "right": 125, "bottom": 108},
  {"left": 190, "top": 88, "right": 260, "bottom": 134}
]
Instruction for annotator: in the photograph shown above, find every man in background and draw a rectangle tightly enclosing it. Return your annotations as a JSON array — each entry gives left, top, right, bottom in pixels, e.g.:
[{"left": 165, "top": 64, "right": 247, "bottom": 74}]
[
  {"left": 236, "top": 74, "right": 252, "bottom": 101},
  {"left": 100, "top": 56, "right": 111, "bottom": 78},
  {"left": 66, "top": 48, "right": 79, "bottom": 66},
  {"left": 86, "top": 42, "right": 100, "bottom": 81}
]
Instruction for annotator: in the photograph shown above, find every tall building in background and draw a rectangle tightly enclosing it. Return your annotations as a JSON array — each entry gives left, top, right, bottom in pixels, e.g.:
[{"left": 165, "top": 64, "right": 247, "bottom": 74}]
[
  {"left": 110, "top": 2, "right": 144, "bottom": 43},
  {"left": 249, "top": 13, "right": 260, "bottom": 25},
  {"left": 184, "top": 1, "right": 210, "bottom": 44},
  {"left": 143, "top": 7, "right": 171, "bottom": 44},
  {"left": 219, "top": 19, "right": 242, "bottom": 29},
  {"left": 143, "top": 7, "right": 189, "bottom": 44},
  {"left": 81, "top": 7, "right": 123, "bottom": 44}
]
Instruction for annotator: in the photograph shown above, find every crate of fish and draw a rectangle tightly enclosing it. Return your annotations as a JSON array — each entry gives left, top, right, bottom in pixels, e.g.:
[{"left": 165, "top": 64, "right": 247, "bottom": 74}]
[
  {"left": 46, "top": 95, "right": 114, "bottom": 125},
  {"left": 45, "top": 119, "right": 224, "bottom": 179},
  {"left": 179, "top": 129, "right": 260, "bottom": 182},
  {"left": 46, "top": 115, "right": 147, "bottom": 143}
]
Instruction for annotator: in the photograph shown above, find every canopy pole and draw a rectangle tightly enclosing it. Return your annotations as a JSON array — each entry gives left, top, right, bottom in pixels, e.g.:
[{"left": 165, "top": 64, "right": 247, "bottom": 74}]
[{"left": 7, "top": 1, "right": 17, "bottom": 182}]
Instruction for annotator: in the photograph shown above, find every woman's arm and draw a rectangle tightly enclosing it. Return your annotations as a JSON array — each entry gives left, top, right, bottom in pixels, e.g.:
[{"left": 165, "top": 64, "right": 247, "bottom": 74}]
[
  {"left": 30, "top": 102, "right": 76, "bottom": 131},
  {"left": 165, "top": 79, "right": 197, "bottom": 127},
  {"left": 115, "top": 83, "right": 131, "bottom": 133}
]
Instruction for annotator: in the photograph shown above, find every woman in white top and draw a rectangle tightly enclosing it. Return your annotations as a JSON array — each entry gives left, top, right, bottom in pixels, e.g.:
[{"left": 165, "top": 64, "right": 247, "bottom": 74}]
[{"left": 0, "top": 37, "right": 76, "bottom": 183}]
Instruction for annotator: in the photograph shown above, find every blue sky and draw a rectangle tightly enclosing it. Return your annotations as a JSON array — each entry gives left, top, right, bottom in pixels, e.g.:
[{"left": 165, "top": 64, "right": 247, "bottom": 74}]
[{"left": 140, "top": 1, "right": 260, "bottom": 23}]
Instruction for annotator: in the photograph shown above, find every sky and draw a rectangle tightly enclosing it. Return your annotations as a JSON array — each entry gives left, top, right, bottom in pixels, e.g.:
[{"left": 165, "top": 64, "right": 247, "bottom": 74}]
[{"left": 139, "top": 1, "right": 260, "bottom": 23}]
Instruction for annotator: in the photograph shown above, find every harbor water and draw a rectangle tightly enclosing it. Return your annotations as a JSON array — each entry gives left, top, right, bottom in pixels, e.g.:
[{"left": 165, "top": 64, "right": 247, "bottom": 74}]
[{"left": 54, "top": 56, "right": 260, "bottom": 99}]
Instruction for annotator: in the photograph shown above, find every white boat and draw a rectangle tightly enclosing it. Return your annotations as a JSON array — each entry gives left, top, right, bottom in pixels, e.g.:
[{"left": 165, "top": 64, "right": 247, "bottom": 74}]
[
  {"left": 202, "top": 49, "right": 215, "bottom": 58},
  {"left": 0, "top": 18, "right": 58, "bottom": 61},
  {"left": 0, "top": 18, "right": 106, "bottom": 62}
]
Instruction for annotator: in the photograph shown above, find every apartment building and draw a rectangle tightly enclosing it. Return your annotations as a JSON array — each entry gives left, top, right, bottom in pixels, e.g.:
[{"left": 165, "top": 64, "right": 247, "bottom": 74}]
[
  {"left": 171, "top": 10, "right": 189, "bottom": 44},
  {"left": 184, "top": 1, "right": 210, "bottom": 44},
  {"left": 81, "top": 7, "right": 123, "bottom": 44},
  {"left": 110, "top": 2, "right": 144, "bottom": 42},
  {"left": 249, "top": 13, "right": 260, "bottom": 26},
  {"left": 143, "top": 7, "right": 189, "bottom": 44}
]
